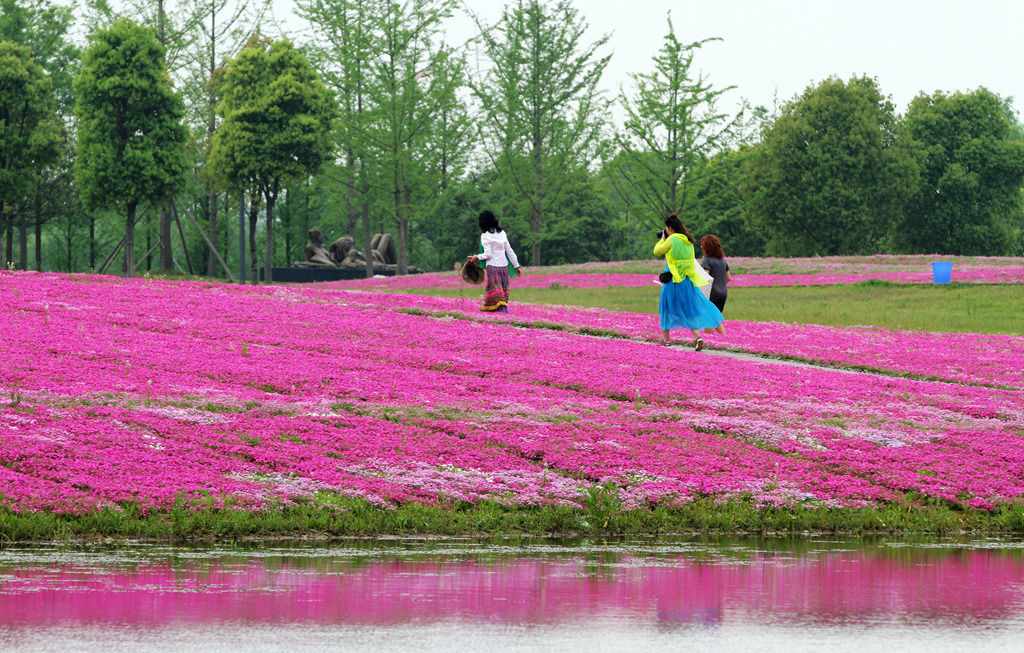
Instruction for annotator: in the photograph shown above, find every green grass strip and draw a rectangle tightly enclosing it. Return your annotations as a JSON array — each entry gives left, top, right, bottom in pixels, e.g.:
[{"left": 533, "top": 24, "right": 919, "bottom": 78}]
[
  {"left": 413, "top": 282, "right": 1023, "bottom": 336},
  {"left": 4, "top": 499, "right": 1024, "bottom": 543}
]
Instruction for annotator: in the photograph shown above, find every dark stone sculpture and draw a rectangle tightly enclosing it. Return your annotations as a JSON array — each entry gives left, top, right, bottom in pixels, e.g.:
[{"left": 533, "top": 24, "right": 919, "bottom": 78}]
[
  {"left": 295, "top": 229, "right": 337, "bottom": 268},
  {"left": 295, "top": 229, "right": 406, "bottom": 271}
]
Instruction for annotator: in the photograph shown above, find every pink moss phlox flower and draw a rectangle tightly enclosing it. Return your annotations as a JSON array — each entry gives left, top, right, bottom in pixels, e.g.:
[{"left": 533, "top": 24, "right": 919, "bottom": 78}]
[{"left": 1, "top": 270, "right": 1022, "bottom": 515}]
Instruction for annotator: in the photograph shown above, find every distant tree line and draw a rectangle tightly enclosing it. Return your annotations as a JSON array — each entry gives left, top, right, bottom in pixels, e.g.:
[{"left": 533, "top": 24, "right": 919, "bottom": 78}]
[{"left": 2, "top": 0, "right": 1023, "bottom": 280}]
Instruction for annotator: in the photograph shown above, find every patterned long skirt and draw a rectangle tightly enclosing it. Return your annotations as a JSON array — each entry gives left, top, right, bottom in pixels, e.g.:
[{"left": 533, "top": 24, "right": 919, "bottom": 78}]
[{"left": 482, "top": 265, "right": 511, "bottom": 312}]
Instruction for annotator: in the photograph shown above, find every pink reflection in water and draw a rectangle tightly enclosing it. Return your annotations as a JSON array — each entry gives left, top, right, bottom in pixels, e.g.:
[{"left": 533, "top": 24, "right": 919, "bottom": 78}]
[{"left": 2, "top": 546, "right": 1024, "bottom": 628}]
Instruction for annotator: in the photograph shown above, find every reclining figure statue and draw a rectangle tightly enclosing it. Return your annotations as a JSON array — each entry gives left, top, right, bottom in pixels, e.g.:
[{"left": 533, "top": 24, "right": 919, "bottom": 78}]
[
  {"left": 295, "top": 229, "right": 398, "bottom": 270},
  {"left": 294, "top": 229, "right": 337, "bottom": 268}
]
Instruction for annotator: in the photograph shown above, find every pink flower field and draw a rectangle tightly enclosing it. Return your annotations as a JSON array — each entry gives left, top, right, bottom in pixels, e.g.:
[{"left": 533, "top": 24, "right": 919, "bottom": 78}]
[
  {"left": 2, "top": 271, "right": 1023, "bottom": 517},
  {"left": 316, "top": 291, "right": 1024, "bottom": 389}
]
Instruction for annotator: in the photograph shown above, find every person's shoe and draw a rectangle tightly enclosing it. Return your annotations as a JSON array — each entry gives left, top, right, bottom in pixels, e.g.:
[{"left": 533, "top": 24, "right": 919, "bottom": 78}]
[
  {"left": 694, "top": 338, "right": 705, "bottom": 351},
  {"left": 498, "top": 307, "right": 509, "bottom": 314},
  {"left": 658, "top": 340, "right": 670, "bottom": 346}
]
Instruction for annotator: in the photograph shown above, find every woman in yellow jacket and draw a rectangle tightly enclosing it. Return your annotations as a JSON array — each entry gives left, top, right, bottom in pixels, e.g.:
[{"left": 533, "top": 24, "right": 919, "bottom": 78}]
[{"left": 653, "top": 214, "right": 725, "bottom": 350}]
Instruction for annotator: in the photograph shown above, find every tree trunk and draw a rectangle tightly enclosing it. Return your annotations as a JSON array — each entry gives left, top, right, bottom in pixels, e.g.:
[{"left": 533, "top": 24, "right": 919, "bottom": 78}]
[
  {"left": 531, "top": 206, "right": 542, "bottom": 266},
  {"left": 64, "top": 211, "right": 72, "bottom": 272},
  {"left": 281, "top": 188, "right": 291, "bottom": 266},
  {"left": 3, "top": 208, "right": 12, "bottom": 268},
  {"left": 160, "top": 206, "right": 173, "bottom": 271},
  {"left": 146, "top": 211, "right": 152, "bottom": 272},
  {"left": 303, "top": 184, "right": 310, "bottom": 250},
  {"left": 248, "top": 195, "right": 259, "bottom": 285},
  {"left": 532, "top": 127, "right": 544, "bottom": 267},
  {"left": 124, "top": 202, "right": 137, "bottom": 277},
  {"left": 362, "top": 198, "right": 373, "bottom": 279},
  {"left": 34, "top": 188, "right": 42, "bottom": 271},
  {"left": 264, "top": 185, "right": 277, "bottom": 284},
  {"left": 346, "top": 150, "right": 358, "bottom": 238},
  {"left": 18, "top": 212, "right": 28, "bottom": 270},
  {"left": 172, "top": 204, "right": 194, "bottom": 274},
  {"left": 206, "top": 16, "right": 219, "bottom": 279},
  {"left": 396, "top": 219, "right": 410, "bottom": 275},
  {"left": 207, "top": 188, "right": 219, "bottom": 277},
  {"left": 89, "top": 213, "right": 96, "bottom": 270}
]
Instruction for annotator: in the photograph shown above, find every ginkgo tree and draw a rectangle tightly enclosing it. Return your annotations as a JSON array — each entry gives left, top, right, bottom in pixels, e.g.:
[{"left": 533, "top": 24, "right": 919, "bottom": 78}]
[
  {"left": 612, "top": 17, "right": 745, "bottom": 231},
  {"left": 470, "top": 0, "right": 611, "bottom": 267}
]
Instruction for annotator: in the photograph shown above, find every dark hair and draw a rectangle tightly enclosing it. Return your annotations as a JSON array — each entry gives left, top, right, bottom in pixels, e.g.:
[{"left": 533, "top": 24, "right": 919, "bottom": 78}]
[
  {"left": 478, "top": 210, "right": 502, "bottom": 233},
  {"left": 665, "top": 214, "right": 695, "bottom": 245},
  {"left": 700, "top": 234, "right": 725, "bottom": 259}
]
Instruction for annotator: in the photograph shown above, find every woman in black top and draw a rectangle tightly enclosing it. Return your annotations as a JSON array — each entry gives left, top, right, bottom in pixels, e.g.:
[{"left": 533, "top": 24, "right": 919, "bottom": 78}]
[{"left": 699, "top": 234, "right": 731, "bottom": 313}]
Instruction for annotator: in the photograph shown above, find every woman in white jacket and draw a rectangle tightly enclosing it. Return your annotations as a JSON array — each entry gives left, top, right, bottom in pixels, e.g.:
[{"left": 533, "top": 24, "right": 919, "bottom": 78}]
[{"left": 466, "top": 210, "right": 521, "bottom": 313}]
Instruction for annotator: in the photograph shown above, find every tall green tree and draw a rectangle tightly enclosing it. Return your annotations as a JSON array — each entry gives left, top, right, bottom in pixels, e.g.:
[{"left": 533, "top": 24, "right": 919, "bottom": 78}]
[
  {"left": 1, "top": 0, "right": 77, "bottom": 271},
  {"left": 300, "top": 0, "right": 471, "bottom": 276},
  {"left": 367, "top": 0, "right": 470, "bottom": 275},
  {"left": 612, "top": 20, "right": 746, "bottom": 230},
  {"left": 1, "top": 0, "right": 77, "bottom": 113},
  {"left": 73, "top": 18, "right": 188, "bottom": 277},
  {"left": 183, "top": 0, "right": 269, "bottom": 278},
  {"left": 0, "top": 39, "right": 62, "bottom": 267},
  {"left": 208, "top": 35, "right": 335, "bottom": 283},
  {"left": 748, "top": 76, "right": 916, "bottom": 256},
  {"left": 84, "top": 0, "right": 269, "bottom": 276},
  {"left": 895, "top": 88, "right": 1024, "bottom": 255},
  {"left": 85, "top": 0, "right": 197, "bottom": 273},
  {"left": 298, "top": 0, "right": 379, "bottom": 277},
  {"left": 469, "top": 0, "right": 610, "bottom": 266}
]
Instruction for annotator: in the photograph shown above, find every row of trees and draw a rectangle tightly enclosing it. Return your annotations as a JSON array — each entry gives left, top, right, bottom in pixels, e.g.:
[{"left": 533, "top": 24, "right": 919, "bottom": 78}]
[
  {"left": 744, "top": 78, "right": 1024, "bottom": 256},
  {"left": 2, "top": 0, "right": 1023, "bottom": 282}
]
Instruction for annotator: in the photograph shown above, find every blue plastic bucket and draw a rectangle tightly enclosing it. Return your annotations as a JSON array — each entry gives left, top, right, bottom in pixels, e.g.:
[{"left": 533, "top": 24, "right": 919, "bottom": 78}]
[{"left": 931, "top": 261, "right": 953, "bottom": 284}]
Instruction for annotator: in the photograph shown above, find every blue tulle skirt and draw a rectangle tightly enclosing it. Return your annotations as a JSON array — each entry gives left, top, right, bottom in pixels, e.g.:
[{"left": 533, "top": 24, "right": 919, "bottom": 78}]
[{"left": 659, "top": 273, "right": 724, "bottom": 331}]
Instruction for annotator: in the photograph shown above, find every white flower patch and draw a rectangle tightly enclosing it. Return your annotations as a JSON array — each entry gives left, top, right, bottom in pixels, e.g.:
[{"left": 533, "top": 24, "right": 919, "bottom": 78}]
[
  {"left": 230, "top": 471, "right": 331, "bottom": 499},
  {"left": 135, "top": 404, "right": 229, "bottom": 425},
  {"left": 739, "top": 478, "right": 818, "bottom": 507},
  {"left": 0, "top": 412, "right": 39, "bottom": 429},
  {"left": 139, "top": 433, "right": 165, "bottom": 451},
  {"left": 347, "top": 460, "right": 589, "bottom": 506},
  {"left": 842, "top": 428, "right": 917, "bottom": 448}
]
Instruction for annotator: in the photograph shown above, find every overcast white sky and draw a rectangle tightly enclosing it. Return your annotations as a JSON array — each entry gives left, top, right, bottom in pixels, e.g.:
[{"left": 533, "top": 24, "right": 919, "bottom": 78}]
[{"left": 266, "top": 0, "right": 1024, "bottom": 119}]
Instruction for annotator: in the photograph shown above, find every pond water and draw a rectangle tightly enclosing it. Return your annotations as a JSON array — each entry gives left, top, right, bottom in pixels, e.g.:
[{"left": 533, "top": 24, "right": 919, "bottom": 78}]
[{"left": 2, "top": 536, "right": 1024, "bottom": 652}]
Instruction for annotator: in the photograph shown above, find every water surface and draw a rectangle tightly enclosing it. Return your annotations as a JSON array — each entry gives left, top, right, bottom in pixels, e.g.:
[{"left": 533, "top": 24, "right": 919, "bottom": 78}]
[{"left": 2, "top": 536, "right": 1023, "bottom": 652}]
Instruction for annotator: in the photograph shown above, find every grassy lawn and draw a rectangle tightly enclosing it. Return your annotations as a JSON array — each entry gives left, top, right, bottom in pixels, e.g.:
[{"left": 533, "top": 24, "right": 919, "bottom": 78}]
[{"left": 411, "top": 281, "right": 1024, "bottom": 335}]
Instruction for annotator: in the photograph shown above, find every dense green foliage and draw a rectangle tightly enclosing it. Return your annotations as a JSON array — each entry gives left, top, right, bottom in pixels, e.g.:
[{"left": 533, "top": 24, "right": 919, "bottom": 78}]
[
  {"left": 684, "top": 146, "right": 764, "bottom": 256},
  {"left": 749, "top": 76, "right": 917, "bottom": 256},
  {"left": 895, "top": 89, "right": 1024, "bottom": 255},
  {"left": 2, "top": 1, "right": 1024, "bottom": 275},
  {"left": 1, "top": 0, "right": 78, "bottom": 272},
  {"left": 0, "top": 40, "right": 61, "bottom": 229},
  {"left": 73, "top": 17, "right": 188, "bottom": 276}
]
